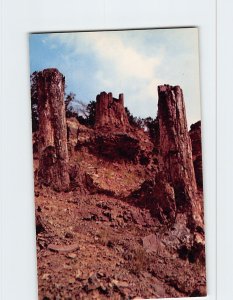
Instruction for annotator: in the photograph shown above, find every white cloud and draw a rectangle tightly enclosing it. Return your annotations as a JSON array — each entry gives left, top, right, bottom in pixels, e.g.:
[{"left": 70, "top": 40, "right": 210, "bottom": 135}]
[
  {"left": 51, "top": 31, "right": 163, "bottom": 82},
  {"left": 84, "top": 33, "right": 162, "bottom": 80},
  {"left": 47, "top": 29, "right": 201, "bottom": 125}
]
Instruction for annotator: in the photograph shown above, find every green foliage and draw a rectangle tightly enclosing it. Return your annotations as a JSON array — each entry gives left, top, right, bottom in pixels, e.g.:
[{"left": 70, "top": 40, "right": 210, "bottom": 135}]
[
  {"left": 125, "top": 107, "right": 158, "bottom": 139},
  {"left": 65, "top": 92, "right": 78, "bottom": 118},
  {"left": 86, "top": 100, "right": 96, "bottom": 126},
  {"left": 125, "top": 107, "right": 145, "bottom": 128},
  {"left": 77, "top": 100, "right": 96, "bottom": 127},
  {"left": 125, "top": 107, "right": 139, "bottom": 128},
  {"left": 143, "top": 117, "right": 159, "bottom": 140}
]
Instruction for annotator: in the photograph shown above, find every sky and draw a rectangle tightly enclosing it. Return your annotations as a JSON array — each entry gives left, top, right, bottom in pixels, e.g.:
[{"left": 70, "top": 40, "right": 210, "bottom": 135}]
[{"left": 29, "top": 28, "right": 201, "bottom": 127}]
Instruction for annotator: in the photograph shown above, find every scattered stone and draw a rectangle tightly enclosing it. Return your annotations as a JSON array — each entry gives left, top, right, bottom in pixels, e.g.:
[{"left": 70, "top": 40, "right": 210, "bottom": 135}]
[
  {"left": 83, "top": 274, "right": 101, "bottom": 292},
  {"left": 96, "top": 202, "right": 111, "bottom": 210},
  {"left": 75, "top": 270, "right": 82, "bottom": 280},
  {"left": 48, "top": 243, "right": 79, "bottom": 252},
  {"left": 107, "top": 241, "right": 114, "bottom": 248},
  {"left": 142, "top": 234, "right": 159, "bottom": 253},
  {"left": 97, "top": 272, "right": 105, "bottom": 278},
  {"left": 102, "top": 211, "right": 112, "bottom": 221},
  {"left": 68, "top": 277, "right": 76, "bottom": 284},
  {"left": 98, "top": 284, "right": 108, "bottom": 295},
  {"left": 65, "top": 232, "right": 74, "bottom": 239},
  {"left": 122, "top": 211, "right": 132, "bottom": 223},
  {"left": 42, "top": 273, "right": 50, "bottom": 280},
  {"left": 82, "top": 214, "right": 98, "bottom": 221},
  {"left": 112, "top": 279, "right": 129, "bottom": 288},
  {"left": 36, "top": 213, "right": 45, "bottom": 234},
  {"left": 66, "top": 253, "right": 77, "bottom": 259}
]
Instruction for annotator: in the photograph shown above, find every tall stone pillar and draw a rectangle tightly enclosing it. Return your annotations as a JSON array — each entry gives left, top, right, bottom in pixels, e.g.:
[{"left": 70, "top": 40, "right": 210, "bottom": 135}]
[
  {"left": 189, "top": 121, "right": 203, "bottom": 190},
  {"left": 37, "top": 68, "right": 70, "bottom": 191},
  {"left": 157, "top": 85, "right": 201, "bottom": 229},
  {"left": 95, "top": 92, "right": 130, "bottom": 131}
]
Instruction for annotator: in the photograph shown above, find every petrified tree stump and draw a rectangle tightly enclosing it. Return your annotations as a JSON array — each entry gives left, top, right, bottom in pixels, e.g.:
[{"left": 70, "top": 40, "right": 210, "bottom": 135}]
[
  {"left": 37, "top": 68, "right": 70, "bottom": 191},
  {"left": 157, "top": 85, "right": 201, "bottom": 229},
  {"left": 95, "top": 92, "right": 130, "bottom": 131},
  {"left": 189, "top": 121, "right": 203, "bottom": 190}
]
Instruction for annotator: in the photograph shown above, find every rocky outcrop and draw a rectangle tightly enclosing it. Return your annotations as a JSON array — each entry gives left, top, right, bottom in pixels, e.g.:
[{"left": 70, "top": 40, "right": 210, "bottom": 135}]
[
  {"left": 93, "top": 91, "right": 156, "bottom": 163},
  {"left": 89, "top": 132, "right": 140, "bottom": 162},
  {"left": 37, "top": 68, "right": 70, "bottom": 191},
  {"left": 130, "top": 174, "right": 176, "bottom": 225},
  {"left": 157, "top": 85, "right": 201, "bottom": 230},
  {"left": 189, "top": 121, "right": 203, "bottom": 190},
  {"left": 95, "top": 92, "right": 130, "bottom": 131}
]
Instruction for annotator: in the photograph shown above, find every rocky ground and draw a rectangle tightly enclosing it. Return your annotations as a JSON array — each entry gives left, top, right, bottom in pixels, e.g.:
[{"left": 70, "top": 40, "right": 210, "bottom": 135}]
[
  {"left": 34, "top": 127, "right": 206, "bottom": 299},
  {"left": 35, "top": 186, "right": 206, "bottom": 300}
]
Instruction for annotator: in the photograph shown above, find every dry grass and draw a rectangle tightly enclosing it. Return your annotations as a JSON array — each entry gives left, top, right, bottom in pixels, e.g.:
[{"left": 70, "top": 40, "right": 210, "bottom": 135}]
[{"left": 123, "top": 245, "right": 153, "bottom": 275}]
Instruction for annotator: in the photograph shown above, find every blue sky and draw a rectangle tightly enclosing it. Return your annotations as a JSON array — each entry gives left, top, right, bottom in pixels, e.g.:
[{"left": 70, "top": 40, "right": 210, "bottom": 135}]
[{"left": 29, "top": 28, "right": 201, "bottom": 126}]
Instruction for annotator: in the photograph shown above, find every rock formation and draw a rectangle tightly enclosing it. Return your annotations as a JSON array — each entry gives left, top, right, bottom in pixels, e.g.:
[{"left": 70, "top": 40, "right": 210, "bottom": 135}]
[
  {"left": 95, "top": 92, "right": 130, "bottom": 131},
  {"left": 37, "top": 68, "right": 70, "bottom": 191},
  {"left": 33, "top": 72, "right": 206, "bottom": 299},
  {"left": 130, "top": 174, "right": 176, "bottom": 225},
  {"left": 90, "top": 133, "right": 140, "bottom": 162},
  {"left": 189, "top": 121, "right": 203, "bottom": 190},
  {"left": 157, "top": 85, "right": 201, "bottom": 229}
]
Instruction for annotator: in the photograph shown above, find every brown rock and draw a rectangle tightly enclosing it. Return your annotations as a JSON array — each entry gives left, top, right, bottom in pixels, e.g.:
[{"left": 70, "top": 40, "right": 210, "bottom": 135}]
[
  {"left": 157, "top": 85, "right": 201, "bottom": 229},
  {"left": 66, "top": 117, "right": 80, "bottom": 144},
  {"left": 48, "top": 243, "right": 80, "bottom": 252},
  {"left": 84, "top": 274, "right": 101, "bottom": 292},
  {"left": 130, "top": 174, "right": 176, "bottom": 225},
  {"left": 142, "top": 234, "right": 159, "bottom": 253},
  {"left": 37, "top": 68, "right": 70, "bottom": 191},
  {"left": 35, "top": 212, "right": 45, "bottom": 234},
  {"left": 189, "top": 121, "right": 203, "bottom": 190},
  {"left": 90, "top": 132, "right": 140, "bottom": 162},
  {"left": 95, "top": 92, "right": 130, "bottom": 131}
]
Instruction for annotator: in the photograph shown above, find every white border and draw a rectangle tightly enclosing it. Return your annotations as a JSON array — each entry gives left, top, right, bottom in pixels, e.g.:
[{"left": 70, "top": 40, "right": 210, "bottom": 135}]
[
  {"left": 0, "top": 1, "right": 218, "bottom": 299},
  {"left": 217, "top": 1, "right": 233, "bottom": 299}
]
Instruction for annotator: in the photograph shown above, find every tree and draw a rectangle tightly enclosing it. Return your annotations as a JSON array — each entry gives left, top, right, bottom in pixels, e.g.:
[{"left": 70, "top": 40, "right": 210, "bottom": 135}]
[
  {"left": 125, "top": 107, "right": 135, "bottom": 126},
  {"left": 143, "top": 117, "right": 159, "bottom": 140},
  {"left": 65, "top": 92, "right": 78, "bottom": 118},
  {"left": 86, "top": 101, "right": 96, "bottom": 126},
  {"left": 77, "top": 100, "right": 96, "bottom": 127},
  {"left": 125, "top": 107, "right": 143, "bottom": 128}
]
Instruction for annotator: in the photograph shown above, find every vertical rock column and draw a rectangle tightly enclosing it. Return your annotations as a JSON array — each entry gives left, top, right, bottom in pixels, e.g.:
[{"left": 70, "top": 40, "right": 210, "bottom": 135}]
[
  {"left": 189, "top": 121, "right": 203, "bottom": 190},
  {"left": 37, "top": 68, "right": 70, "bottom": 191},
  {"left": 95, "top": 92, "right": 130, "bottom": 131},
  {"left": 157, "top": 85, "right": 201, "bottom": 229}
]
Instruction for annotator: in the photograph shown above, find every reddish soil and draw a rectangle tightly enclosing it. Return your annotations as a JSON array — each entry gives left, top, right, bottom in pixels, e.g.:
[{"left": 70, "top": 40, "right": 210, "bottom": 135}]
[
  {"left": 33, "top": 72, "right": 206, "bottom": 299},
  {"left": 34, "top": 132, "right": 206, "bottom": 299}
]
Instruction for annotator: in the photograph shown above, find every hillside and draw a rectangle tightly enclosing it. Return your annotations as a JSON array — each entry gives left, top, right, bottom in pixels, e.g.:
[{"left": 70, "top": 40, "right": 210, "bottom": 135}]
[{"left": 33, "top": 68, "right": 206, "bottom": 299}]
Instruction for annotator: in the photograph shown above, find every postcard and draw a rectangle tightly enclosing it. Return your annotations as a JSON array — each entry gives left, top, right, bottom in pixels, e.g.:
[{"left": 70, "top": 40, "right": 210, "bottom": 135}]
[{"left": 29, "top": 28, "right": 206, "bottom": 299}]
